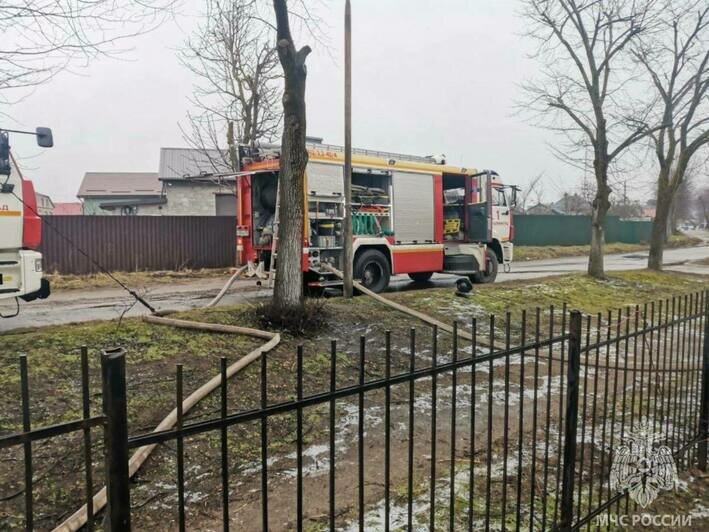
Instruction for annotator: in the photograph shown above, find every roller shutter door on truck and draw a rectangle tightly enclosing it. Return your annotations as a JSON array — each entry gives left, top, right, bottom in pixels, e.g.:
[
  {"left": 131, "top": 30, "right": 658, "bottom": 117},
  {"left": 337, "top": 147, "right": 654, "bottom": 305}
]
[
  {"left": 392, "top": 171, "right": 435, "bottom": 243},
  {"left": 306, "top": 162, "right": 344, "bottom": 196}
]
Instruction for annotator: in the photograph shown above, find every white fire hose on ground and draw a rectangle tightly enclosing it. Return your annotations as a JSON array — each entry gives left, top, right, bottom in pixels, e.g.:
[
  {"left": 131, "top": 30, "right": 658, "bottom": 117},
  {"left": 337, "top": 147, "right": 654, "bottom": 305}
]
[
  {"left": 56, "top": 264, "right": 491, "bottom": 531},
  {"left": 54, "top": 267, "right": 280, "bottom": 532}
]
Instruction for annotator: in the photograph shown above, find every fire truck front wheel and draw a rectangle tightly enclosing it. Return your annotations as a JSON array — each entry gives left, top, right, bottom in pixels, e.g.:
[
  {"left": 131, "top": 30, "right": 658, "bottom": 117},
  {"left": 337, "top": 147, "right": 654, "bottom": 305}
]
[
  {"left": 354, "top": 249, "right": 391, "bottom": 294},
  {"left": 471, "top": 249, "right": 499, "bottom": 284}
]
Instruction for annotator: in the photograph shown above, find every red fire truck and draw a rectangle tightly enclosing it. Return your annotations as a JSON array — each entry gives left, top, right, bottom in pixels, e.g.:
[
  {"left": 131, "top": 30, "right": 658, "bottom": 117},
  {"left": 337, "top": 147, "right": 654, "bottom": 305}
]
[
  {"left": 0, "top": 128, "right": 53, "bottom": 308},
  {"left": 236, "top": 142, "right": 516, "bottom": 293}
]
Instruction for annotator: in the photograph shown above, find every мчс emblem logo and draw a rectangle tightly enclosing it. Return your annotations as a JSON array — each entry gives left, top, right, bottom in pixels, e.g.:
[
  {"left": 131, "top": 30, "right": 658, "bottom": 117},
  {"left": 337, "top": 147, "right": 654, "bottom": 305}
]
[{"left": 609, "top": 421, "right": 678, "bottom": 508}]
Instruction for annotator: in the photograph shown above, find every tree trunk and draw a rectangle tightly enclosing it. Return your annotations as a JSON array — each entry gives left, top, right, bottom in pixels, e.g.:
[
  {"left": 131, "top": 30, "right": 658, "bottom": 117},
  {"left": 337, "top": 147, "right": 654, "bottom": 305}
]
[
  {"left": 588, "top": 196, "right": 609, "bottom": 278},
  {"left": 588, "top": 151, "right": 610, "bottom": 279},
  {"left": 226, "top": 121, "right": 238, "bottom": 170},
  {"left": 272, "top": 0, "right": 311, "bottom": 313},
  {"left": 648, "top": 187, "right": 671, "bottom": 270}
]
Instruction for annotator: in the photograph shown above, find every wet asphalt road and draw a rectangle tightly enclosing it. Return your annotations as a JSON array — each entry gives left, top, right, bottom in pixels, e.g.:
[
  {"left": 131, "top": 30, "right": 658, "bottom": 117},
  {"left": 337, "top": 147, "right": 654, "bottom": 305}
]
[{"left": 2, "top": 238, "right": 708, "bottom": 332}]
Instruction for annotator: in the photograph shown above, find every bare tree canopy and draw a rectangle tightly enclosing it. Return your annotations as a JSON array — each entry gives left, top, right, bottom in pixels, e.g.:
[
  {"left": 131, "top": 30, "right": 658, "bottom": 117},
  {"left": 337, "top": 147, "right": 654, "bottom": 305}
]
[
  {"left": 0, "top": 0, "right": 174, "bottom": 105},
  {"left": 520, "top": 0, "right": 658, "bottom": 278},
  {"left": 180, "top": 0, "right": 282, "bottom": 170},
  {"left": 634, "top": 1, "right": 709, "bottom": 269}
]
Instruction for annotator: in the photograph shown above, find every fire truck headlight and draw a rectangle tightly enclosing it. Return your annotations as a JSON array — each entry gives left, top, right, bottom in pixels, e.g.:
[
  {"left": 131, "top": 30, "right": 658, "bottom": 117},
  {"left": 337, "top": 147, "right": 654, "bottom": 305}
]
[{"left": 34, "top": 258, "right": 43, "bottom": 272}]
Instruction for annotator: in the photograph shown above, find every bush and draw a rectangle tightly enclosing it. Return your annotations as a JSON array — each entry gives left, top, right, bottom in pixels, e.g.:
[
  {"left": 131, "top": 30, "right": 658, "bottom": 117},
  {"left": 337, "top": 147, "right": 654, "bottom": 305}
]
[{"left": 256, "top": 298, "right": 329, "bottom": 335}]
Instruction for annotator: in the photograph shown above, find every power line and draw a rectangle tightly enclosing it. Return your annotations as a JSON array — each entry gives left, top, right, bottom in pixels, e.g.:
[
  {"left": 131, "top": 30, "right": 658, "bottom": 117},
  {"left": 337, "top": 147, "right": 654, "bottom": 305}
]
[{"left": 10, "top": 190, "right": 157, "bottom": 314}]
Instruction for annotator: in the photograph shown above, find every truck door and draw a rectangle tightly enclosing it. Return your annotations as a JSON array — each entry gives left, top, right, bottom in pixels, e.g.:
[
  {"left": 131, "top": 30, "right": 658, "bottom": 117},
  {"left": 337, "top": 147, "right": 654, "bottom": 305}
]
[
  {"left": 467, "top": 172, "right": 492, "bottom": 243},
  {"left": 491, "top": 186, "right": 511, "bottom": 241}
]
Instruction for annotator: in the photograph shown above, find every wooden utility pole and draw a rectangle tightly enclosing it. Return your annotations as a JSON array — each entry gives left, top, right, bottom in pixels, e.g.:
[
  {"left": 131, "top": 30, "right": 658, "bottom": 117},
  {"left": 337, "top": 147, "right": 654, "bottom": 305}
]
[{"left": 343, "top": 0, "right": 354, "bottom": 298}]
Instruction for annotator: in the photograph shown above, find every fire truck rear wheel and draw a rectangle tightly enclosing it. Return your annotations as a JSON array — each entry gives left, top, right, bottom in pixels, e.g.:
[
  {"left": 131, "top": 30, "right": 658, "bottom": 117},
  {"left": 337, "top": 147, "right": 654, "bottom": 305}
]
[
  {"left": 471, "top": 249, "right": 499, "bottom": 284},
  {"left": 354, "top": 249, "right": 391, "bottom": 294},
  {"left": 408, "top": 272, "right": 434, "bottom": 283}
]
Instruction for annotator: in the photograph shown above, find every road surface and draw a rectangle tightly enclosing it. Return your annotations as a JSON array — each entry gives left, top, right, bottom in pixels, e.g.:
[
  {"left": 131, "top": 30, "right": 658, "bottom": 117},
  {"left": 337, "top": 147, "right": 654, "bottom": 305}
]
[{"left": 2, "top": 240, "right": 708, "bottom": 332}]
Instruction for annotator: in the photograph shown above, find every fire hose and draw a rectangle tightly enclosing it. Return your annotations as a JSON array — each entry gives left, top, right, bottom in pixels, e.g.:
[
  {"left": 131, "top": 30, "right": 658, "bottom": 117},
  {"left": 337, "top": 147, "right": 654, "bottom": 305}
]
[
  {"left": 323, "top": 264, "right": 490, "bottom": 347},
  {"left": 56, "top": 264, "right": 488, "bottom": 530},
  {"left": 54, "top": 268, "right": 280, "bottom": 532}
]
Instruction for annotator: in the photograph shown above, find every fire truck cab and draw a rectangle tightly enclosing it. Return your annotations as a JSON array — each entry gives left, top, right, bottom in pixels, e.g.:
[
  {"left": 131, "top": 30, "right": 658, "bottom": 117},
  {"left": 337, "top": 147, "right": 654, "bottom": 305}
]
[
  {"left": 237, "top": 142, "right": 516, "bottom": 293},
  {"left": 0, "top": 128, "right": 52, "bottom": 306}
]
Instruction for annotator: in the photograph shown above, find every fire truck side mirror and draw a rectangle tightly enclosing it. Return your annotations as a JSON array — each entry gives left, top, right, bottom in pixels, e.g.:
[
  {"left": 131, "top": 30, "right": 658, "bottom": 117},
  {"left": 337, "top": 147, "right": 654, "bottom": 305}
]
[
  {"left": 510, "top": 186, "right": 520, "bottom": 208},
  {"left": 0, "top": 132, "right": 10, "bottom": 176},
  {"left": 36, "top": 127, "right": 54, "bottom": 148}
]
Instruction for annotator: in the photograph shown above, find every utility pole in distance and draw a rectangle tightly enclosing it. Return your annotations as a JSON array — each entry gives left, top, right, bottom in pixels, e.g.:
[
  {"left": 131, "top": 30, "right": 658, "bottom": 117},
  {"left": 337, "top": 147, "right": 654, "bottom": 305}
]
[{"left": 343, "top": 0, "right": 354, "bottom": 298}]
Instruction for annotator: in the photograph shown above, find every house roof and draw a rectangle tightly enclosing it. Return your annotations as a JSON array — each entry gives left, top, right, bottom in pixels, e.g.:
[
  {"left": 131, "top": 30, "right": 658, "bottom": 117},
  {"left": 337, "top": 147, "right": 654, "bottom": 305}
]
[
  {"left": 526, "top": 203, "right": 565, "bottom": 215},
  {"left": 53, "top": 202, "right": 83, "bottom": 215},
  {"left": 78, "top": 172, "right": 162, "bottom": 197},
  {"left": 158, "top": 148, "right": 232, "bottom": 180}
]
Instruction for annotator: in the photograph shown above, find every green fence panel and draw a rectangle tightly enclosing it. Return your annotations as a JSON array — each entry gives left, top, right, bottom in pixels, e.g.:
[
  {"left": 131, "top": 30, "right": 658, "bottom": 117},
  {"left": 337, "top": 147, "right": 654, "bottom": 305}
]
[
  {"left": 514, "top": 215, "right": 591, "bottom": 246},
  {"left": 514, "top": 215, "right": 653, "bottom": 246},
  {"left": 616, "top": 220, "right": 652, "bottom": 244}
]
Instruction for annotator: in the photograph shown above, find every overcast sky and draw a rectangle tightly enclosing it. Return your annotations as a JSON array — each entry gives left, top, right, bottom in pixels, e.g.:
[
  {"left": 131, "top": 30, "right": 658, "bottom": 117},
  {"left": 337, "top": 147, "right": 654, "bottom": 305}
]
[{"left": 9, "top": 0, "right": 603, "bottom": 203}]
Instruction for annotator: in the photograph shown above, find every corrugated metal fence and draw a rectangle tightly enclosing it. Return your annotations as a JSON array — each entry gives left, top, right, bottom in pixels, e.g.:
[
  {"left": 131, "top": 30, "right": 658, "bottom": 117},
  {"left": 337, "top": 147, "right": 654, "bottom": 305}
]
[
  {"left": 39, "top": 216, "right": 237, "bottom": 275},
  {"left": 514, "top": 215, "right": 652, "bottom": 246}
]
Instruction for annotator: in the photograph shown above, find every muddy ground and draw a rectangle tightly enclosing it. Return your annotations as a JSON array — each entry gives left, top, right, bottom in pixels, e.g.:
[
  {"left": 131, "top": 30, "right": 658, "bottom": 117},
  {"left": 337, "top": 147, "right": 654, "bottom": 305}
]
[{"left": 0, "top": 271, "right": 707, "bottom": 530}]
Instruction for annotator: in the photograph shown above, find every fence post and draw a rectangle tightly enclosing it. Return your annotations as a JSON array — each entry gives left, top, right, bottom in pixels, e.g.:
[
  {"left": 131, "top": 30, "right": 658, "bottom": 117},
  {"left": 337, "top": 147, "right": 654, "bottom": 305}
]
[
  {"left": 558, "top": 310, "right": 582, "bottom": 531},
  {"left": 699, "top": 292, "right": 709, "bottom": 472},
  {"left": 101, "top": 347, "right": 131, "bottom": 531}
]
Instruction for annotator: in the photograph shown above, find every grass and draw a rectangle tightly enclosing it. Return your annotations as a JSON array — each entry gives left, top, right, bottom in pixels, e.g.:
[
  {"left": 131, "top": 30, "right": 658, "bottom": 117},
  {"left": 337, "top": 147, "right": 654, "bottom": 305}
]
[
  {"left": 515, "top": 233, "right": 703, "bottom": 262},
  {"left": 46, "top": 267, "right": 234, "bottom": 291},
  {"left": 391, "top": 270, "right": 708, "bottom": 322},
  {"left": 1, "top": 269, "right": 707, "bottom": 528}
]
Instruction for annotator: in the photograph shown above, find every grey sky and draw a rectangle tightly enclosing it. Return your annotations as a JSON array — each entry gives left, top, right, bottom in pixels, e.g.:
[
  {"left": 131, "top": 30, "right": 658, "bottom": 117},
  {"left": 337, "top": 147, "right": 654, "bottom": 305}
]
[{"left": 10, "top": 0, "right": 592, "bottom": 203}]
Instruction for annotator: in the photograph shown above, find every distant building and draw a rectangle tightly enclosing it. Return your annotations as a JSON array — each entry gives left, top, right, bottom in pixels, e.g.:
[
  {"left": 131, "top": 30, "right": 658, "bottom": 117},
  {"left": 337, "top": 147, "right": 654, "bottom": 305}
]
[
  {"left": 35, "top": 192, "right": 55, "bottom": 215},
  {"left": 75, "top": 149, "right": 238, "bottom": 216},
  {"left": 158, "top": 148, "right": 236, "bottom": 216},
  {"left": 641, "top": 206, "right": 656, "bottom": 220},
  {"left": 525, "top": 203, "right": 565, "bottom": 215},
  {"left": 53, "top": 202, "right": 83, "bottom": 215},
  {"left": 78, "top": 172, "right": 165, "bottom": 215},
  {"left": 551, "top": 193, "right": 591, "bottom": 215}
]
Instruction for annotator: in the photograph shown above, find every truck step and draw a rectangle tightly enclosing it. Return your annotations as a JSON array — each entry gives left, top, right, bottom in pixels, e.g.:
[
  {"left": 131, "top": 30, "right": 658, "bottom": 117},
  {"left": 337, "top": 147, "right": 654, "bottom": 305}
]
[
  {"left": 0, "top": 287, "right": 19, "bottom": 294},
  {"left": 308, "top": 279, "right": 344, "bottom": 288}
]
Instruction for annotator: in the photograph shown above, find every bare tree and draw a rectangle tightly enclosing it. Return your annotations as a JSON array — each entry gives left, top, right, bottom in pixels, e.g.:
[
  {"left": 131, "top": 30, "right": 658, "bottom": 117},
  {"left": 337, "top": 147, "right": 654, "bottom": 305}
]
[
  {"left": 271, "top": 0, "right": 311, "bottom": 313},
  {"left": 633, "top": 1, "right": 709, "bottom": 269},
  {"left": 696, "top": 186, "right": 709, "bottom": 226},
  {"left": 517, "top": 172, "right": 546, "bottom": 212},
  {"left": 0, "top": 0, "right": 173, "bottom": 108},
  {"left": 180, "top": 0, "right": 282, "bottom": 171},
  {"left": 671, "top": 175, "right": 695, "bottom": 231},
  {"left": 521, "top": 0, "right": 658, "bottom": 278}
]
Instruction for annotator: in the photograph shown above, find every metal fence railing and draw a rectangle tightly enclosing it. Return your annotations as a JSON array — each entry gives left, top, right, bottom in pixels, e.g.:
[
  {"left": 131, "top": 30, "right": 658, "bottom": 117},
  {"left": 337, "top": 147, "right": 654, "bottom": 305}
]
[{"left": 1, "top": 291, "right": 707, "bottom": 530}]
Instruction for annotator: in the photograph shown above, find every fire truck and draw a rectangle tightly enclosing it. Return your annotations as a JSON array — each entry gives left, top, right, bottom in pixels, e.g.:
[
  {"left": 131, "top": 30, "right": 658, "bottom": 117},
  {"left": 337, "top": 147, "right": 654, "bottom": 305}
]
[
  {"left": 236, "top": 141, "right": 516, "bottom": 293},
  {"left": 0, "top": 128, "right": 53, "bottom": 308}
]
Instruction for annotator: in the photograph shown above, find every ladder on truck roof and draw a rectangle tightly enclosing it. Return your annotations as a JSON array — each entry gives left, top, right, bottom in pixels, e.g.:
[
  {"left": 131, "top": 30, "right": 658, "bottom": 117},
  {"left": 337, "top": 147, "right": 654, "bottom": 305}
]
[{"left": 241, "top": 142, "right": 443, "bottom": 166}]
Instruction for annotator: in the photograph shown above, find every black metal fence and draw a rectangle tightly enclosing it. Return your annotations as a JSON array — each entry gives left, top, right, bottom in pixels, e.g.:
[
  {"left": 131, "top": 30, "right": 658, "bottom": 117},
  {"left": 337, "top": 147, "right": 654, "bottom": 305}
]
[
  {"left": 39, "top": 215, "right": 237, "bottom": 274},
  {"left": 1, "top": 291, "right": 707, "bottom": 530}
]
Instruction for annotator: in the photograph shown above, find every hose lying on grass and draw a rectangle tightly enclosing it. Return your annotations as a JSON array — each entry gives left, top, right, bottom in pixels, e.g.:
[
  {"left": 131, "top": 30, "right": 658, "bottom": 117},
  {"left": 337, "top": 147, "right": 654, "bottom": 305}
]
[
  {"left": 54, "top": 270, "right": 280, "bottom": 532},
  {"left": 323, "top": 264, "right": 490, "bottom": 347},
  {"left": 57, "top": 265, "right": 504, "bottom": 530}
]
